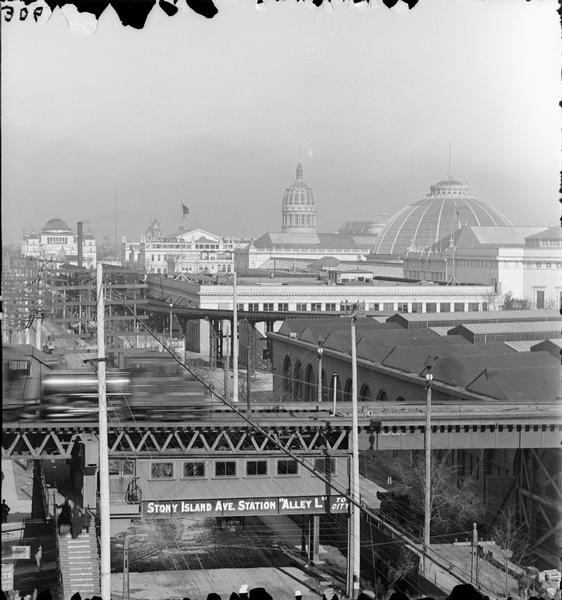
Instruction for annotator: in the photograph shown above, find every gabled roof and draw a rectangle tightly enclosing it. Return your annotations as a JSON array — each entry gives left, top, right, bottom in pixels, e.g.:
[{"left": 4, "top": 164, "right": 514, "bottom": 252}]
[
  {"left": 465, "top": 360, "right": 560, "bottom": 401},
  {"left": 525, "top": 226, "right": 562, "bottom": 241},
  {"left": 429, "top": 226, "right": 545, "bottom": 252}
]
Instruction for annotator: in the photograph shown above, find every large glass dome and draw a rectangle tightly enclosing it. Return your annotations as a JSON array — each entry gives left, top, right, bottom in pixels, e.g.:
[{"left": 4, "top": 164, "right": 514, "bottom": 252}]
[{"left": 370, "top": 178, "right": 512, "bottom": 256}]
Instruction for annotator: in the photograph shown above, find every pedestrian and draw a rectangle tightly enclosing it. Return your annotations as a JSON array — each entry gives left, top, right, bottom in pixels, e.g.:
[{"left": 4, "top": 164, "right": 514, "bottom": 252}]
[
  {"left": 82, "top": 507, "right": 92, "bottom": 534},
  {"left": 1, "top": 499, "right": 10, "bottom": 523},
  {"left": 70, "top": 499, "right": 83, "bottom": 539},
  {"left": 295, "top": 591, "right": 303, "bottom": 600},
  {"left": 58, "top": 499, "right": 71, "bottom": 536},
  {"left": 34, "top": 545, "right": 42, "bottom": 572}
]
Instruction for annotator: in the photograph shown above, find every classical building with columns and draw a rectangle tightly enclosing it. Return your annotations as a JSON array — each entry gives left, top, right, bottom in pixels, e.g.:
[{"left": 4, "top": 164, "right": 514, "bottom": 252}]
[
  {"left": 21, "top": 218, "right": 97, "bottom": 268},
  {"left": 236, "top": 164, "right": 380, "bottom": 272}
]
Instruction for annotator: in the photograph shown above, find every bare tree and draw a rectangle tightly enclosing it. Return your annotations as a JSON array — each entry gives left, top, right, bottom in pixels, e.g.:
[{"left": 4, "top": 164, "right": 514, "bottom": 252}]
[
  {"left": 393, "top": 452, "right": 484, "bottom": 540},
  {"left": 492, "top": 505, "right": 531, "bottom": 599}
]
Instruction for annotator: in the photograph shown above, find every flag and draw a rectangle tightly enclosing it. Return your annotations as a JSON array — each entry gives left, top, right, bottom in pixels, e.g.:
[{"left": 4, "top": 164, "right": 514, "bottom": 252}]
[{"left": 182, "top": 203, "right": 189, "bottom": 218}]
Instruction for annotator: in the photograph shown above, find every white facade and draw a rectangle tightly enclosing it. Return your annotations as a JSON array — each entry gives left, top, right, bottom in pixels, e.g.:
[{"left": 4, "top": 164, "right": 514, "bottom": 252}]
[
  {"left": 21, "top": 219, "right": 97, "bottom": 268},
  {"left": 122, "top": 225, "right": 241, "bottom": 275},
  {"left": 403, "top": 226, "right": 561, "bottom": 308},
  {"left": 166, "top": 277, "right": 499, "bottom": 356}
]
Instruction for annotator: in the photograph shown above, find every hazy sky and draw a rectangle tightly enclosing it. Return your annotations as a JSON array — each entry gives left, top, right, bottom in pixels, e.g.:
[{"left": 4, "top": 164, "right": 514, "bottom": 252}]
[{"left": 2, "top": 0, "right": 560, "bottom": 243}]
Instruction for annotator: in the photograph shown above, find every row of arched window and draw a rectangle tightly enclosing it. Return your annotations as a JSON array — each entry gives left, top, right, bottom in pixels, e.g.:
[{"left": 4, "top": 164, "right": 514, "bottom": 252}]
[{"left": 281, "top": 355, "right": 403, "bottom": 402}]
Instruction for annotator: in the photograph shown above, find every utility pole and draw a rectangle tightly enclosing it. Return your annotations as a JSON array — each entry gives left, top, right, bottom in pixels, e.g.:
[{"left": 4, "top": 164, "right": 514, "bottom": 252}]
[
  {"left": 122, "top": 536, "right": 130, "bottom": 600},
  {"left": 347, "top": 306, "right": 361, "bottom": 598},
  {"left": 423, "top": 365, "right": 434, "bottom": 576},
  {"left": 96, "top": 263, "right": 111, "bottom": 600},
  {"left": 232, "top": 272, "right": 239, "bottom": 402},
  {"left": 471, "top": 522, "right": 479, "bottom": 587},
  {"left": 246, "top": 345, "right": 251, "bottom": 412}
]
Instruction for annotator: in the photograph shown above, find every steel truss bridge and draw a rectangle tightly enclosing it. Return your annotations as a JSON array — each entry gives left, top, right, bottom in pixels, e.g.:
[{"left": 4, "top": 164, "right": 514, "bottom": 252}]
[{"left": 3, "top": 405, "right": 561, "bottom": 459}]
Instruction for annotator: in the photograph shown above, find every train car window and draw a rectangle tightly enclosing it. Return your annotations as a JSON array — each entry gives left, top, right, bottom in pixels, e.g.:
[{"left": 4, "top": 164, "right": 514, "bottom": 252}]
[
  {"left": 215, "top": 461, "right": 236, "bottom": 477},
  {"left": 183, "top": 462, "right": 205, "bottom": 478},
  {"left": 277, "top": 459, "right": 298, "bottom": 476},
  {"left": 246, "top": 460, "right": 268, "bottom": 477},
  {"left": 151, "top": 462, "right": 175, "bottom": 479},
  {"left": 109, "top": 460, "right": 121, "bottom": 476}
]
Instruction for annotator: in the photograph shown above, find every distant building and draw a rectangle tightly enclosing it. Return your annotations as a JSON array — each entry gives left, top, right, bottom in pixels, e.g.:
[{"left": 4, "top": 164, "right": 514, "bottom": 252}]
[
  {"left": 21, "top": 218, "right": 97, "bottom": 268},
  {"left": 236, "top": 164, "right": 379, "bottom": 271},
  {"left": 122, "top": 221, "right": 239, "bottom": 275},
  {"left": 403, "top": 225, "right": 562, "bottom": 309},
  {"left": 370, "top": 178, "right": 512, "bottom": 258}
]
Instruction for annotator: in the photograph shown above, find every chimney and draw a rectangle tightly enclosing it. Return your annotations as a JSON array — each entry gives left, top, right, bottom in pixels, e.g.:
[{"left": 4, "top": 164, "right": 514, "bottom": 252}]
[{"left": 77, "top": 221, "right": 83, "bottom": 267}]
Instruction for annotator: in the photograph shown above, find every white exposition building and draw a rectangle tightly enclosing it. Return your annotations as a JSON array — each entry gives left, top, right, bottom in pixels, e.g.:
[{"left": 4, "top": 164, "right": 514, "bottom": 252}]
[
  {"left": 236, "top": 164, "right": 381, "bottom": 272},
  {"left": 21, "top": 218, "right": 97, "bottom": 268},
  {"left": 121, "top": 221, "right": 239, "bottom": 275},
  {"left": 403, "top": 225, "right": 562, "bottom": 309}
]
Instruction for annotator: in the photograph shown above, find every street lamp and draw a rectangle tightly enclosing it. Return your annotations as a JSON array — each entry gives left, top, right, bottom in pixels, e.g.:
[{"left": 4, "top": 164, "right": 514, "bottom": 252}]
[
  {"left": 169, "top": 303, "right": 173, "bottom": 347},
  {"left": 317, "top": 338, "right": 324, "bottom": 404},
  {"left": 423, "top": 364, "right": 434, "bottom": 576}
]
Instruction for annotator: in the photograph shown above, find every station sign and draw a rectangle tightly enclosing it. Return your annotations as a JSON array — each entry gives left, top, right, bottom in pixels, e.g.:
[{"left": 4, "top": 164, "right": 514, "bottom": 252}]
[{"left": 141, "top": 494, "right": 350, "bottom": 518}]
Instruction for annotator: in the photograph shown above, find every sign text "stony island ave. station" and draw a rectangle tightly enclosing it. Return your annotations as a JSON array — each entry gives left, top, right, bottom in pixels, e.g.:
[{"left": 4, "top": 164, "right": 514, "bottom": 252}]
[{"left": 142, "top": 495, "right": 350, "bottom": 518}]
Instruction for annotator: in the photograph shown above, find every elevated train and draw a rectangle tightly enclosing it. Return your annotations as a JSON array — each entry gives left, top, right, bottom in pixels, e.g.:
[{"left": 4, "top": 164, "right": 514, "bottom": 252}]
[{"left": 4, "top": 368, "right": 214, "bottom": 423}]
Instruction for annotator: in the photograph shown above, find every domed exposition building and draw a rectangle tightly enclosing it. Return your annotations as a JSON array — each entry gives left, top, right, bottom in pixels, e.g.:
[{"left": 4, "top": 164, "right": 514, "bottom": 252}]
[
  {"left": 370, "top": 178, "right": 512, "bottom": 257},
  {"left": 21, "top": 218, "right": 97, "bottom": 268},
  {"left": 281, "top": 163, "right": 317, "bottom": 234},
  {"left": 240, "top": 163, "right": 379, "bottom": 271}
]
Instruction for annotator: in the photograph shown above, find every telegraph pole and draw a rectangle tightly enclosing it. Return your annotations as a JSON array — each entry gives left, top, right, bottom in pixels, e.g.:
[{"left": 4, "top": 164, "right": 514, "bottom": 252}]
[
  {"left": 96, "top": 263, "right": 111, "bottom": 600},
  {"left": 347, "top": 306, "right": 361, "bottom": 598},
  {"left": 423, "top": 365, "right": 434, "bottom": 576},
  {"left": 232, "top": 272, "right": 239, "bottom": 402}
]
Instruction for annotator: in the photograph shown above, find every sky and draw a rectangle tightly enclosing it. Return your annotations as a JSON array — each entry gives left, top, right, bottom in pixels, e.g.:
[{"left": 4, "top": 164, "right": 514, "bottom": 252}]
[{"left": 2, "top": 0, "right": 560, "bottom": 244}]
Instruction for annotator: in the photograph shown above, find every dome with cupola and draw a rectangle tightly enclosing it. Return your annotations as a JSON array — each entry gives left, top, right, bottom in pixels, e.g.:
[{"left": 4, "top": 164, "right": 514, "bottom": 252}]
[
  {"left": 370, "top": 177, "right": 512, "bottom": 256},
  {"left": 281, "top": 163, "right": 317, "bottom": 234}
]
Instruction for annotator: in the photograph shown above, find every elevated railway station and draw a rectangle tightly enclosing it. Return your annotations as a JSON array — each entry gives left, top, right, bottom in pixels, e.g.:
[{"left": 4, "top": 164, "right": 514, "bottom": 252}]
[{"left": 2, "top": 259, "right": 562, "bottom": 597}]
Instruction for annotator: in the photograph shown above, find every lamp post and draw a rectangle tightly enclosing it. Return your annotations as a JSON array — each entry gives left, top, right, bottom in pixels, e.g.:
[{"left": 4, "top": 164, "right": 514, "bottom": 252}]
[
  {"left": 169, "top": 303, "right": 173, "bottom": 348},
  {"left": 423, "top": 365, "right": 434, "bottom": 576},
  {"left": 317, "top": 339, "right": 324, "bottom": 404}
]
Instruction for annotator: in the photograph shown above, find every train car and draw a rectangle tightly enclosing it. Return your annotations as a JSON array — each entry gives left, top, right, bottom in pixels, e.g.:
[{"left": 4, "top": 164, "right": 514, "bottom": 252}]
[
  {"left": 38, "top": 368, "right": 213, "bottom": 422},
  {"left": 39, "top": 370, "right": 132, "bottom": 420}
]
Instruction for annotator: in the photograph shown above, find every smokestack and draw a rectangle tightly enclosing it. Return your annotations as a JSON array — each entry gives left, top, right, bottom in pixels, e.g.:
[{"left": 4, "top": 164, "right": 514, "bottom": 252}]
[{"left": 77, "top": 221, "right": 83, "bottom": 268}]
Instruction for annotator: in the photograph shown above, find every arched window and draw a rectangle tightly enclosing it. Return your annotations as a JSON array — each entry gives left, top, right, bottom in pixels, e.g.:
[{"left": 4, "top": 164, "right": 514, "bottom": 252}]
[
  {"left": 304, "top": 364, "right": 316, "bottom": 402},
  {"left": 294, "top": 361, "right": 303, "bottom": 401},
  {"left": 359, "top": 384, "right": 372, "bottom": 402},
  {"left": 377, "top": 389, "right": 388, "bottom": 402},
  {"left": 343, "top": 378, "right": 353, "bottom": 402},
  {"left": 282, "top": 355, "right": 292, "bottom": 399}
]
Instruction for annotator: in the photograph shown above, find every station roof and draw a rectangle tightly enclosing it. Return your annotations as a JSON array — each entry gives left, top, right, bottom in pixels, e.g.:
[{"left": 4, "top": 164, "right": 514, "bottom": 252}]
[
  {"left": 448, "top": 321, "right": 562, "bottom": 337},
  {"left": 503, "top": 340, "right": 538, "bottom": 352},
  {"left": 388, "top": 309, "right": 561, "bottom": 329},
  {"left": 465, "top": 362, "right": 560, "bottom": 402},
  {"left": 530, "top": 338, "right": 562, "bottom": 359}
]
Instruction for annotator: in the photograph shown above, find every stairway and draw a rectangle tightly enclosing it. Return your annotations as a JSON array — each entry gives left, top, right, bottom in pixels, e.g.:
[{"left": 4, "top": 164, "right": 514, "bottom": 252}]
[{"left": 58, "top": 528, "right": 101, "bottom": 599}]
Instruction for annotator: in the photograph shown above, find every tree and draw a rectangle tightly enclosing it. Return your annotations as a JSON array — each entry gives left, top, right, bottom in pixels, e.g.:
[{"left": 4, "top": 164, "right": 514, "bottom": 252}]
[
  {"left": 492, "top": 505, "right": 531, "bottom": 599},
  {"left": 389, "top": 452, "right": 484, "bottom": 540},
  {"left": 502, "top": 292, "right": 531, "bottom": 311}
]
